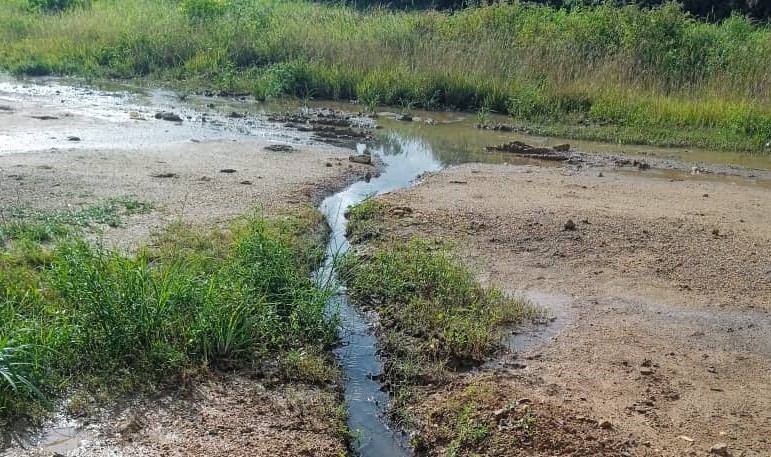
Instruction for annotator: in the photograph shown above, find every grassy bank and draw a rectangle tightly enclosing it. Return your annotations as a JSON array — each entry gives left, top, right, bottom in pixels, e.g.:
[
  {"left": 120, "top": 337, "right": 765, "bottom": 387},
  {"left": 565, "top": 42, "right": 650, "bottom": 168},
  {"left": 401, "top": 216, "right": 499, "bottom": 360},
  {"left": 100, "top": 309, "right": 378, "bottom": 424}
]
[
  {"left": 340, "top": 200, "right": 541, "bottom": 427},
  {"left": 0, "top": 200, "right": 337, "bottom": 420},
  {"left": 2, "top": 0, "right": 771, "bottom": 151}
]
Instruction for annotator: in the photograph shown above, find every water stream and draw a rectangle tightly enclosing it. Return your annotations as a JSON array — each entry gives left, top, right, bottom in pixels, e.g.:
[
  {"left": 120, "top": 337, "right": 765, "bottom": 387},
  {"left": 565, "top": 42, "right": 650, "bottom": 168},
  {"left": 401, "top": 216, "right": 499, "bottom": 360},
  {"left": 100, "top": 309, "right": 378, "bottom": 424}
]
[{"left": 315, "top": 136, "right": 442, "bottom": 456}]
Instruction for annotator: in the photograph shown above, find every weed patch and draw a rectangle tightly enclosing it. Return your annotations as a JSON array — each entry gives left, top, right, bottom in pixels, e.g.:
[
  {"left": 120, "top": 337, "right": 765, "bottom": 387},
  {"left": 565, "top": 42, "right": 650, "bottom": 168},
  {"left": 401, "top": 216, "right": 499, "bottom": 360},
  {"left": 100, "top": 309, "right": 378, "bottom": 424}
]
[
  {"left": 0, "top": 207, "right": 336, "bottom": 419},
  {"left": 339, "top": 200, "right": 542, "bottom": 426},
  {"left": 0, "top": 197, "right": 153, "bottom": 244}
]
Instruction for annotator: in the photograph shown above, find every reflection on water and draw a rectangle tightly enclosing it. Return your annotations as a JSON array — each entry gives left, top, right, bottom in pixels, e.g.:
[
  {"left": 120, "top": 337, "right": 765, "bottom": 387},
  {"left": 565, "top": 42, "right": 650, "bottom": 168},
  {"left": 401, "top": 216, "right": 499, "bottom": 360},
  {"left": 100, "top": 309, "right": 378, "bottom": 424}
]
[{"left": 317, "top": 135, "right": 443, "bottom": 457}]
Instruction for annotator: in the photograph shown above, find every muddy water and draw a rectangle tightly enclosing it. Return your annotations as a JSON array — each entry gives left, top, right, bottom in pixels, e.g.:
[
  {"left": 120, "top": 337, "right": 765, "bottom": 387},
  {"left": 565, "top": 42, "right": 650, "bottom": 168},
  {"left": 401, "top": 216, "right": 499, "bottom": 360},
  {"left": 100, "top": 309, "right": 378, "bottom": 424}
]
[{"left": 3, "top": 76, "right": 771, "bottom": 457}]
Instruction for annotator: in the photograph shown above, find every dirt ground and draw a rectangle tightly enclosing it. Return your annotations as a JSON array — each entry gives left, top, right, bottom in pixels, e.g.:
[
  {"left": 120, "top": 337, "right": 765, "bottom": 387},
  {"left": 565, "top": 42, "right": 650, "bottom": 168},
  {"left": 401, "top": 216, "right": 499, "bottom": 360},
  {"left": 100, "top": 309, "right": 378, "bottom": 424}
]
[
  {"left": 1, "top": 86, "right": 372, "bottom": 456},
  {"left": 0, "top": 141, "right": 368, "bottom": 252},
  {"left": 372, "top": 163, "right": 771, "bottom": 457}
]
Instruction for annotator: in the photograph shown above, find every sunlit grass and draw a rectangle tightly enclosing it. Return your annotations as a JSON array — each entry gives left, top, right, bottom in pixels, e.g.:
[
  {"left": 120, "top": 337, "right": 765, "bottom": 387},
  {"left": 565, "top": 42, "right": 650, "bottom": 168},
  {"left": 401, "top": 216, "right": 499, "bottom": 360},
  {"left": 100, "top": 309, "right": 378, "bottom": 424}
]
[
  {"left": 339, "top": 199, "right": 543, "bottom": 426},
  {"left": 0, "top": 205, "right": 336, "bottom": 418},
  {"left": 1, "top": 0, "right": 770, "bottom": 149}
]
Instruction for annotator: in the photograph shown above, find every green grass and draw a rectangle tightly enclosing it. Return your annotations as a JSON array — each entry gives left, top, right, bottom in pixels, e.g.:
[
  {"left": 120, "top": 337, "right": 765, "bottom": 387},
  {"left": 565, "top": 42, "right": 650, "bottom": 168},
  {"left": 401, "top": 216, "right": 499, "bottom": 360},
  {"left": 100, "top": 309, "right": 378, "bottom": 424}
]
[
  {"left": 0, "top": 197, "right": 153, "bottom": 244},
  {"left": 339, "top": 200, "right": 542, "bottom": 427},
  {"left": 0, "top": 205, "right": 337, "bottom": 419},
  {"left": 1, "top": 0, "right": 771, "bottom": 151}
]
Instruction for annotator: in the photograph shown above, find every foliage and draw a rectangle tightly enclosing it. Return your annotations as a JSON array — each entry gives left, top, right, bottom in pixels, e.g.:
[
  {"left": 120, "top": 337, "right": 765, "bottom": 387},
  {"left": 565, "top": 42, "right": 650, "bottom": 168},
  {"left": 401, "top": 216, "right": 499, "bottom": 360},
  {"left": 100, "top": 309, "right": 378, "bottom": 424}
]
[
  {"left": 0, "top": 197, "right": 153, "bottom": 244},
  {"left": 0, "top": 207, "right": 335, "bottom": 418},
  {"left": 2, "top": 0, "right": 771, "bottom": 150},
  {"left": 339, "top": 200, "right": 542, "bottom": 425}
]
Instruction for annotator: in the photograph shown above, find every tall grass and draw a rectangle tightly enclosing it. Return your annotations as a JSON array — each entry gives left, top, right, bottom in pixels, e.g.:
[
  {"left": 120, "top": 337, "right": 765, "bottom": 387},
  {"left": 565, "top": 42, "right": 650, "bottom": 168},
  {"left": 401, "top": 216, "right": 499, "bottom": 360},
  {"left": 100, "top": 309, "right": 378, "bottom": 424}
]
[
  {"left": 0, "top": 207, "right": 335, "bottom": 418},
  {"left": 1, "top": 0, "right": 770, "bottom": 149}
]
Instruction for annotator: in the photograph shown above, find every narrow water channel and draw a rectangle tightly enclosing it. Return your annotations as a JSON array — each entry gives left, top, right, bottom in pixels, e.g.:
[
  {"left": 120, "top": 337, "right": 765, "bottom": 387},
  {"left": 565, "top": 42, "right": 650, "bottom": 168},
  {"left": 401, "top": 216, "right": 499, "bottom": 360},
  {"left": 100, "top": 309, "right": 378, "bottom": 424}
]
[{"left": 315, "top": 136, "right": 442, "bottom": 456}]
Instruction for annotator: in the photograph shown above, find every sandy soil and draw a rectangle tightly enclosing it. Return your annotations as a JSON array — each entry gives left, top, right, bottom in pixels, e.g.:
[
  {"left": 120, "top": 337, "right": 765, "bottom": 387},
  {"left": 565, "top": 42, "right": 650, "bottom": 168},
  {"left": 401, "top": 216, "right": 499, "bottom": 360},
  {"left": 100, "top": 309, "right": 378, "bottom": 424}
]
[
  {"left": 0, "top": 140, "right": 368, "bottom": 252},
  {"left": 1, "top": 87, "right": 371, "bottom": 456},
  {"left": 372, "top": 163, "right": 771, "bottom": 457}
]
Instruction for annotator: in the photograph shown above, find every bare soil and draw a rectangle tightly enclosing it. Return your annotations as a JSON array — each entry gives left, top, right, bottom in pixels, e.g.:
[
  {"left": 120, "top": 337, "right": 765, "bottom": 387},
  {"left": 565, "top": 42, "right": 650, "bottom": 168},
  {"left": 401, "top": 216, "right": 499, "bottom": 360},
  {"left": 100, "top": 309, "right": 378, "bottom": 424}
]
[{"left": 371, "top": 163, "right": 771, "bottom": 457}]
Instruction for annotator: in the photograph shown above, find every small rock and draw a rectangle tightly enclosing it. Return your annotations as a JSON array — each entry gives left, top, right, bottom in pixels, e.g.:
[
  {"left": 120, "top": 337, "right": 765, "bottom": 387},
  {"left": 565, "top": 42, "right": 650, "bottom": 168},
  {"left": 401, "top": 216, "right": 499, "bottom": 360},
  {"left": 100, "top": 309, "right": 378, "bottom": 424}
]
[
  {"left": 349, "top": 154, "right": 372, "bottom": 165},
  {"left": 493, "top": 408, "right": 509, "bottom": 420},
  {"left": 399, "top": 114, "right": 413, "bottom": 122},
  {"left": 67, "top": 136, "right": 81, "bottom": 142},
  {"left": 228, "top": 111, "right": 245, "bottom": 119},
  {"left": 239, "top": 180, "right": 252, "bottom": 185},
  {"left": 264, "top": 144, "right": 294, "bottom": 152},
  {"left": 707, "top": 366, "right": 717, "bottom": 374},
  {"left": 564, "top": 219, "right": 576, "bottom": 231},
  {"left": 597, "top": 171, "right": 604, "bottom": 177},
  {"left": 712, "top": 228, "right": 720, "bottom": 237},
  {"left": 325, "top": 162, "right": 333, "bottom": 167},
  {"left": 703, "top": 193, "right": 709, "bottom": 197},
  {"left": 709, "top": 443, "right": 729, "bottom": 456},
  {"left": 219, "top": 168, "right": 237, "bottom": 174},
  {"left": 150, "top": 172, "right": 178, "bottom": 178},
  {"left": 633, "top": 160, "right": 650, "bottom": 170},
  {"left": 640, "top": 367, "right": 654, "bottom": 375},
  {"left": 678, "top": 435, "right": 695, "bottom": 442},
  {"left": 553, "top": 143, "right": 570, "bottom": 152},
  {"left": 154, "top": 112, "right": 182, "bottom": 122},
  {"left": 599, "top": 420, "right": 612, "bottom": 429}
]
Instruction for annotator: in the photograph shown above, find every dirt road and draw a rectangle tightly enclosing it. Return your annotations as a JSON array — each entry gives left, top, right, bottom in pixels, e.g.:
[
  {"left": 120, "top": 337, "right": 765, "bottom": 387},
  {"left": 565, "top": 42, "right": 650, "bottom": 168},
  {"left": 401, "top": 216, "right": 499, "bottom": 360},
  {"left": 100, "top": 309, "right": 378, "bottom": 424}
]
[{"left": 373, "top": 163, "right": 771, "bottom": 456}]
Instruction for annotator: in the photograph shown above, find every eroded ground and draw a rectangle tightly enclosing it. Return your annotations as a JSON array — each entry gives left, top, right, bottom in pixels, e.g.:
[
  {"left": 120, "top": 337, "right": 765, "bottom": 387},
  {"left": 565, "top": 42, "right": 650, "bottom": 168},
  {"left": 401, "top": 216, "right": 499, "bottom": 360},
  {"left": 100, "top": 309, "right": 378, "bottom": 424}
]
[
  {"left": 369, "top": 163, "right": 771, "bottom": 456},
  {"left": 0, "top": 82, "right": 371, "bottom": 456}
]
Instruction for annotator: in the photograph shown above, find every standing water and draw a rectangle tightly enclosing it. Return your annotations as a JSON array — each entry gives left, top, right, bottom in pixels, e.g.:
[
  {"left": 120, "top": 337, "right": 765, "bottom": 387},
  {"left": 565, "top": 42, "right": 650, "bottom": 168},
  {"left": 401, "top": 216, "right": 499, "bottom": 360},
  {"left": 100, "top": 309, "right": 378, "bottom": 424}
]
[{"left": 315, "top": 136, "right": 442, "bottom": 456}]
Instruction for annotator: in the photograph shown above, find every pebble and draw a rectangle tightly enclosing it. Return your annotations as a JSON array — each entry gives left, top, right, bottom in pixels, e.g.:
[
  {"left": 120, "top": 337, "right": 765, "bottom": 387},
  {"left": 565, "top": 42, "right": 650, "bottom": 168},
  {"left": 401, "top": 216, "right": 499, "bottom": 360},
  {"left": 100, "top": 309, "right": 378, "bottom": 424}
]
[{"left": 709, "top": 443, "right": 729, "bottom": 456}]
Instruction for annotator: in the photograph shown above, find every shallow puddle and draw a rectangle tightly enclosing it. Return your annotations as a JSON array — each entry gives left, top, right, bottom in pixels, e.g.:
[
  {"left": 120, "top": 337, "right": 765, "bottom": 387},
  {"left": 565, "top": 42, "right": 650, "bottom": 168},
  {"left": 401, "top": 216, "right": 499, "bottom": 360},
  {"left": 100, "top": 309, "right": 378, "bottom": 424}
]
[{"left": 503, "top": 290, "right": 578, "bottom": 354}]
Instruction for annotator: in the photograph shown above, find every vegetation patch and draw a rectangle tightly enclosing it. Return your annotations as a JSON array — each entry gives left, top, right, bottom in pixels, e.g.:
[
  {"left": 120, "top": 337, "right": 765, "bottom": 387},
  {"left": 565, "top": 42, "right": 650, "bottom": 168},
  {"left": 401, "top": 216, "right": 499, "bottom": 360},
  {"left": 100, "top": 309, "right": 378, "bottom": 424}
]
[
  {"left": 1, "top": 0, "right": 771, "bottom": 151},
  {"left": 339, "top": 200, "right": 542, "bottom": 427},
  {"left": 0, "top": 196, "right": 153, "bottom": 244},
  {"left": 0, "top": 204, "right": 337, "bottom": 421}
]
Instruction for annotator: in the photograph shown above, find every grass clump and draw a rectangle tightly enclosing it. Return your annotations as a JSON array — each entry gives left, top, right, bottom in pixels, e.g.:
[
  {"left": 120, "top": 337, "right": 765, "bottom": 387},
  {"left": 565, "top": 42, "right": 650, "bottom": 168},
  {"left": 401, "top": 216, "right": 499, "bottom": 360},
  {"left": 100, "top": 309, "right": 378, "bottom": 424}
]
[
  {"left": 0, "top": 197, "right": 153, "bottom": 244},
  {"left": 339, "top": 200, "right": 541, "bottom": 426},
  {"left": 0, "top": 206, "right": 336, "bottom": 419}
]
